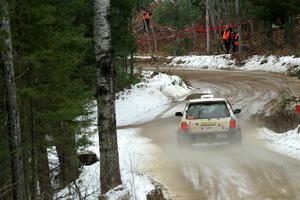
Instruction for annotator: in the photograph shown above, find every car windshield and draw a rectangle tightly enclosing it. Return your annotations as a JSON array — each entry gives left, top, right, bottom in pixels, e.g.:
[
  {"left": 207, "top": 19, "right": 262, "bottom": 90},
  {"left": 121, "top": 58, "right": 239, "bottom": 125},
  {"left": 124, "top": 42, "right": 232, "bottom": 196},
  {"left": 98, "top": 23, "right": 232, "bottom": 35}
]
[{"left": 187, "top": 101, "right": 230, "bottom": 119}]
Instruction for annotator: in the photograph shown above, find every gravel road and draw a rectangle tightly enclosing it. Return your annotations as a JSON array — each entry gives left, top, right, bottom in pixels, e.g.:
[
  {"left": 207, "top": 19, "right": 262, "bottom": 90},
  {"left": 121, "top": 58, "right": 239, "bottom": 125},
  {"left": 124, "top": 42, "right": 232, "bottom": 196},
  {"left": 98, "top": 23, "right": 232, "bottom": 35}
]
[{"left": 136, "top": 69, "right": 300, "bottom": 200}]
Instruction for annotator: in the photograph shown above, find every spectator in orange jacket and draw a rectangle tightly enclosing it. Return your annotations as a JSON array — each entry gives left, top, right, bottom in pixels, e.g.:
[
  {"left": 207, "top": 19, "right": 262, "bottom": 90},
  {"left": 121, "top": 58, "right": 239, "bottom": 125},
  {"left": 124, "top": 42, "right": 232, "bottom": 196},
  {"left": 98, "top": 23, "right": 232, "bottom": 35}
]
[
  {"left": 143, "top": 9, "right": 151, "bottom": 33},
  {"left": 232, "top": 32, "right": 239, "bottom": 53},
  {"left": 221, "top": 25, "right": 232, "bottom": 54}
]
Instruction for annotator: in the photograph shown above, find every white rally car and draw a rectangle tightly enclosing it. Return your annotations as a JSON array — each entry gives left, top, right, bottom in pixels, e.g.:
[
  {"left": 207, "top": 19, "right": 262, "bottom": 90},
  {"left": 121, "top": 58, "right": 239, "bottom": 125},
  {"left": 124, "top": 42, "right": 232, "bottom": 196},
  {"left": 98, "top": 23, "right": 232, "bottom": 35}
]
[{"left": 175, "top": 95, "right": 242, "bottom": 145}]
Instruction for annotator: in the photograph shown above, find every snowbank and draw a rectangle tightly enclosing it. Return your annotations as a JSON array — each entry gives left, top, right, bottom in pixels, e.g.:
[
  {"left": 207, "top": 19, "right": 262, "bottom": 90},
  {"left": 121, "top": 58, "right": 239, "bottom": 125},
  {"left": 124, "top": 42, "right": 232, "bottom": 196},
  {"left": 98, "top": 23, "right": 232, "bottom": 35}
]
[
  {"left": 169, "top": 55, "right": 300, "bottom": 73},
  {"left": 242, "top": 55, "right": 300, "bottom": 72},
  {"left": 170, "top": 55, "right": 235, "bottom": 70},
  {"left": 133, "top": 55, "right": 152, "bottom": 59},
  {"left": 54, "top": 129, "right": 155, "bottom": 200},
  {"left": 257, "top": 125, "right": 300, "bottom": 160},
  {"left": 116, "top": 71, "right": 192, "bottom": 126},
  {"left": 54, "top": 72, "right": 191, "bottom": 199}
]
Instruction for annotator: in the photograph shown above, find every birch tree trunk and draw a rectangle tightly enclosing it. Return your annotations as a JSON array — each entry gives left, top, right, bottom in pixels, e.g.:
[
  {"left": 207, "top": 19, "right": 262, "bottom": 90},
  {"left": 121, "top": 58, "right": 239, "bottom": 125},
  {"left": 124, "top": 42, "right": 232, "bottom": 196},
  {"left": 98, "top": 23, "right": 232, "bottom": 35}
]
[
  {"left": 0, "top": 0, "right": 26, "bottom": 199},
  {"left": 235, "top": 0, "right": 242, "bottom": 52},
  {"left": 94, "top": 0, "right": 122, "bottom": 194},
  {"left": 206, "top": 0, "right": 211, "bottom": 54}
]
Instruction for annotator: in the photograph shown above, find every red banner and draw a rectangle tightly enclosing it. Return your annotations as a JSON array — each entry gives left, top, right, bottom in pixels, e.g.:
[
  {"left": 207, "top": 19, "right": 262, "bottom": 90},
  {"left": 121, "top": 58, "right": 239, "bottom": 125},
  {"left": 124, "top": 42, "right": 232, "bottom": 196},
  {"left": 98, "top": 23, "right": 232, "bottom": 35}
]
[
  {"left": 137, "top": 21, "right": 250, "bottom": 47},
  {"left": 183, "top": 24, "right": 238, "bottom": 33}
]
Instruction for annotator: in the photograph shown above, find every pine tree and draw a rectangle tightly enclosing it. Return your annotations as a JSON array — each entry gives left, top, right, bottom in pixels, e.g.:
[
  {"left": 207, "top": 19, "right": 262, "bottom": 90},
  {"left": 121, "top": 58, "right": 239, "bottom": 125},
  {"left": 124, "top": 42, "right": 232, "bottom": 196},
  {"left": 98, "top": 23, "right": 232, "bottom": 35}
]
[
  {"left": 7, "top": 0, "right": 95, "bottom": 197},
  {"left": 1, "top": 0, "right": 141, "bottom": 198},
  {"left": 0, "top": 0, "right": 26, "bottom": 199},
  {"left": 249, "top": 0, "right": 300, "bottom": 49}
]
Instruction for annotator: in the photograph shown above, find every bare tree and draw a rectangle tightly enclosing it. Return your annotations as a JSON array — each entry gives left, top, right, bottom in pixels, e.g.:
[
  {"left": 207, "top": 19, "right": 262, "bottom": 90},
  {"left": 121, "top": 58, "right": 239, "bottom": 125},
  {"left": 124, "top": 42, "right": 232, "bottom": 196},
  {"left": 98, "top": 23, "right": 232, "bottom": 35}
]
[
  {"left": 0, "top": 0, "right": 26, "bottom": 199},
  {"left": 187, "top": 0, "right": 196, "bottom": 44},
  {"left": 208, "top": 0, "right": 217, "bottom": 39},
  {"left": 94, "top": 0, "right": 122, "bottom": 194},
  {"left": 205, "top": 0, "right": 211, "bottom": 54},
  {"left": 223, "top": 0, "right": 230, "bottom": 25},
  {"left": 235, "top": 0, "right": 242, "bottom": 52}
]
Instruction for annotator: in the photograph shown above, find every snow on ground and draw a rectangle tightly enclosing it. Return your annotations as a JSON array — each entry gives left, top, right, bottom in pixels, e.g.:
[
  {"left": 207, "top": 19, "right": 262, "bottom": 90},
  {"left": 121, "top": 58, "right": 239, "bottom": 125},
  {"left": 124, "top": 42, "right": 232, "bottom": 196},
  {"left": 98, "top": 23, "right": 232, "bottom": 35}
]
[
  {"left": 54, "top": 72, "right": 192, "bottom": 199},
  {"left": 257, "top": 125, "right": 300, "bottom": 160},
  {"left": 169, "top": 55, "right": 300, "bottom": 73},
  {"left": 170, "top": 55, "right": 235, "bottom": 70},
  {"left": 133, "top": 55, "right": 152, "bottom": 59},
  {"left": 161, "top": 103, "right": 186, "bottom": 118},
  {"left": 54, "top": 129, "right": 156, "bottom": 200},
  {"left": 116, "top": 71, "right": 192, "bottom": 126}
]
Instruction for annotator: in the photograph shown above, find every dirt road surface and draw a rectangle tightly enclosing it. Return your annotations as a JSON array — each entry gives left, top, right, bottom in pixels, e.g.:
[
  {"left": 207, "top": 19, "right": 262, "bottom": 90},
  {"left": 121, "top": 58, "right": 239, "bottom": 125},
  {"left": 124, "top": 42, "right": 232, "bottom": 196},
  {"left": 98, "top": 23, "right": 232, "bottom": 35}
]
[{"left": 124, "top": 69, "right": 300, "bottom": 200}]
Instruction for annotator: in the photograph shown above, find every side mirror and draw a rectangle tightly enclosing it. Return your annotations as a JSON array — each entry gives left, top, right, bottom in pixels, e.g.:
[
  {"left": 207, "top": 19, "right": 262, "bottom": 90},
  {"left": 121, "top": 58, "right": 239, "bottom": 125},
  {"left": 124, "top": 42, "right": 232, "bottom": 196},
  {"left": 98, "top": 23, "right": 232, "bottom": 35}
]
[
  {"left": 233, "top": 109, "right": 241, "bottom": 114},
  {"left": 175, "top": 112, "right": 183, "bottom": 117}
]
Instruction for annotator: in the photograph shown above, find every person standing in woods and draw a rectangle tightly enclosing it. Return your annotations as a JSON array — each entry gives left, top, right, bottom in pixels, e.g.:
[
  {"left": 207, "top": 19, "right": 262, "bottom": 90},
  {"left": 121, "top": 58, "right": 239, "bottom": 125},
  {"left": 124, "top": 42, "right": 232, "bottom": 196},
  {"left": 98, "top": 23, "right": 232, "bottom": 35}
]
[
  {"left": 221, "top": 25, "right": 232, "bottom": 54},
  {"left": 143, "top": 8, "right": 151, "bottom": 33},
  {"left": 232, "top": 31, "right": 239, "bottom": 53}
]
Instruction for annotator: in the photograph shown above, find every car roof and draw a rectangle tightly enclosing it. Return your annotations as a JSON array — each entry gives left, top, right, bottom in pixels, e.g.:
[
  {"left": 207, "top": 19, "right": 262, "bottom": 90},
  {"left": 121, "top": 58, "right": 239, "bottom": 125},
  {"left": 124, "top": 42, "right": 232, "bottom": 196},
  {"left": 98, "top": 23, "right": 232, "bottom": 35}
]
[{"left": 188, "top": 98, "right": 227, "bottom": 103}]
